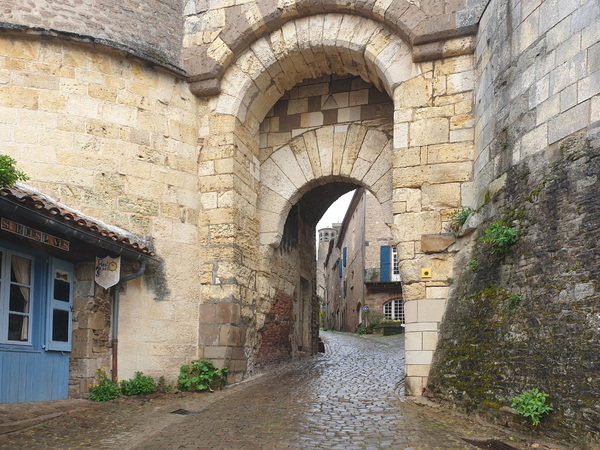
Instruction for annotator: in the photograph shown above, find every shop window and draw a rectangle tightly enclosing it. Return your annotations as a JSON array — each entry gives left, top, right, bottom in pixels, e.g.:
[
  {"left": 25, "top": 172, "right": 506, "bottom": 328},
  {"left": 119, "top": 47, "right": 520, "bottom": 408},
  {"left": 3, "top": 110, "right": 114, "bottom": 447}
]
[
  {"left": 1, "top": 251, "right": 33, "bottom": 344},
  {"left": 0, "top": 245, "right": 73, "bottom": 351},
  {"left": 46, "top": 259, "right": 73, "bottom": 351},
  {"left": 383, "top": 299, "right": 405, "bottom": 325}
]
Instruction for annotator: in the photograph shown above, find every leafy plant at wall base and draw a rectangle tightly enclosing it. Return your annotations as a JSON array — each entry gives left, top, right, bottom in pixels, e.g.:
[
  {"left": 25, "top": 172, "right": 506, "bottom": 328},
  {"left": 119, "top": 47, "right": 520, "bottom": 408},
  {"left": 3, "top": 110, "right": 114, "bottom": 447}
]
[
  {"left": 511, "top": 388, "right": 552, "bottom": 426},
  {"left": 89, "top": 368, "right": 120, "bottom": 402},
  {"left": 480, "top": 221, "right": 517, "bottom": 256},
  {"left": 178, "top": 360, "right": 229, "bottom": 392},
  {"left": 0, "top": 155, "right": 29, "bottom": 188},
  {"left": 120, "top": 372, "right": 155, "bottom": 396},
  {"left": 448, "top": 206, "right": 472, "bottom": 233},
  {"left": 467, "top": 258, "right": 477, "bottom": 272},
  {"left": 359, "top": 327, "right": 366, "bottom": 335}
]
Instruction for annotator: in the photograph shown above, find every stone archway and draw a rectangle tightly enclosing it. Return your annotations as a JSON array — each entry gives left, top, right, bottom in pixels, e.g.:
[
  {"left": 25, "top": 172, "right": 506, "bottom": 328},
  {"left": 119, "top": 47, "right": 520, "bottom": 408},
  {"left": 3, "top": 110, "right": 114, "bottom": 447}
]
[
  {"left": 258, "top": 124, "right": 393, "bottom": 247},
  {"left": 198, "top": 11, "right": 476, "bottom": 395}
]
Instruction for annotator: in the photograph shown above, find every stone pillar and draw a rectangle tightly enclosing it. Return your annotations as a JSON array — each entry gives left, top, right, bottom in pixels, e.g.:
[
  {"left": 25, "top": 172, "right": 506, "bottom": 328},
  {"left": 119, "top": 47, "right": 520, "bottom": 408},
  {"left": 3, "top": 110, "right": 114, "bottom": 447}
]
[
  {"left": 198, "top": 302, "right": 247, "bottom": 382},
  {"left": 391, "top": 51, "right": 475, "bottom": 395}
]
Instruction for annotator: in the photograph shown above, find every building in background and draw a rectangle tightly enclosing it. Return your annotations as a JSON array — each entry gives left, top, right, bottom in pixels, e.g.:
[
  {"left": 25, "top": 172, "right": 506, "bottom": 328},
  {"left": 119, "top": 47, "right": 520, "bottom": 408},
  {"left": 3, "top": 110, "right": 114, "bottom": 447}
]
[
  {"left": 321, "top": 188, "right": 403, "bottom": 332},
  {"left": 316, "top": 224, "right": 340, "bottom": 300}
]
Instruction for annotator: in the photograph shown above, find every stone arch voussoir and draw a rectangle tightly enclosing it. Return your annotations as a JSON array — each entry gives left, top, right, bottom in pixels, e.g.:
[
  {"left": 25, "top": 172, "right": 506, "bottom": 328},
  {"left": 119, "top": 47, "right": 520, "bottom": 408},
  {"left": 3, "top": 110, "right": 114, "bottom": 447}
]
[
  {"left": 184, "top": 0, "right": 484, "bottom": 95},
  {"left": 258, "top": 124, "right": 393, "bottom": 247},
  {"left": 217, "top": 14, "right": 418, "bottom": 127}
]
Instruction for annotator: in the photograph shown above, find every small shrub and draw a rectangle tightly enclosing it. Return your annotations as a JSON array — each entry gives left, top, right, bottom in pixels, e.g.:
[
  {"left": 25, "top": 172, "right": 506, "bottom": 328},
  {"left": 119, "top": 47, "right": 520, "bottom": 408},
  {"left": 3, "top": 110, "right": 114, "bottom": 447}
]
[
  {"left": 320, "top": 309, "right": 325, "bottom": 328},
  {"left": 511, "top": 388, "right": 552, "bottom": 426},
  {"left": 448, "top": 206, "right": 472, "bottom": 233},
  {"left": 480, "top": 221, "right": 517, "bottom": 256},
  {"left": 89, "top": 368, "right": 120, "bottom": 402},
  {"left": 508, "top": 293, "right": 522, "bottom": 307},
  {"left": 358, "top": 327, "right": 366, "bottom": 335},
  {"left": 467, "top": 258, "right": 477, "bottom": 272},
  {"left": 178, "top": 360, "right": 229, "bottom": 392},
  {"left": 120, "top": 371, "right": 155, "bottom": 396},
  {"left": 0, "top": 154, "right": 29, "bottom": 188}
]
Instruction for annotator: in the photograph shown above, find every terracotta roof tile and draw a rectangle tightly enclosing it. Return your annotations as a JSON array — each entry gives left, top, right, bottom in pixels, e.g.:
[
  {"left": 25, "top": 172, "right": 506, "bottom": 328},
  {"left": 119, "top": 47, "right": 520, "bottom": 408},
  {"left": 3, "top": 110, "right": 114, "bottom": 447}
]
[{"left": 0, "top": 185, "right": 155, "bottom": 257}]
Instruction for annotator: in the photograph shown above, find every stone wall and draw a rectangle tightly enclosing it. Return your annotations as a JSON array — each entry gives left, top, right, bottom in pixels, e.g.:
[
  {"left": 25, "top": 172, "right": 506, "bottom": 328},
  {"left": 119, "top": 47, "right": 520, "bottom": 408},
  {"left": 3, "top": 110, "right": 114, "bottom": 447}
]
[
  {"left": 428, "top": 0, "right": 600, "bottom": 441},
  {"left": 70, "top": 263, "right": 112, "bottom": 397},
  {"left": 1, "top": 0, "right": 184, "bottom": 71},
  {"left": 0, "top": 35, "right": 205, "bottom": 390}
]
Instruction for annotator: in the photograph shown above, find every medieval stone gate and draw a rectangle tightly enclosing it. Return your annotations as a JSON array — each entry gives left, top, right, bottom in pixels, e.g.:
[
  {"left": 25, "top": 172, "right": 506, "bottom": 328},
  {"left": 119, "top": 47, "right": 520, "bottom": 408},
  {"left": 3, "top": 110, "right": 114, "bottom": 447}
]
[
  {"left": 191, "top": 7, "right": 479, "bottom": 394},
  {"left": 2, "top": 3, "right": 598, "bottom": 434}
]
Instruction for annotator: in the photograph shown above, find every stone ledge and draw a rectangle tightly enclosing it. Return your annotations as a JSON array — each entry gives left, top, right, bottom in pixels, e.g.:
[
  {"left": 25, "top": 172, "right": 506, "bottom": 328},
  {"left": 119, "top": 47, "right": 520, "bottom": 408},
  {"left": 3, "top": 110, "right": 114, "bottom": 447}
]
[{"left": 421, "top": 233, "right": 456, "bottom": 253}]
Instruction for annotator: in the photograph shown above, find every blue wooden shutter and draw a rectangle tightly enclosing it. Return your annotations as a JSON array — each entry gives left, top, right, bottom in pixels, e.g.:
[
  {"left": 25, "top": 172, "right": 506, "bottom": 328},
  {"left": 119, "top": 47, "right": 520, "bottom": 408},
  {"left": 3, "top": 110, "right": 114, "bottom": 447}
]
[
  {"left": 380, "top": 245, "right": 391, "bottom": 282},
  {"left": 343, "top": 247, "right": 347, "bottom": 267},
  {"left": 46, "top": 258, "right": 74, "bottom": 352},
  {"left": 338, "top": 259, "right": 343, "bottom": 278}
]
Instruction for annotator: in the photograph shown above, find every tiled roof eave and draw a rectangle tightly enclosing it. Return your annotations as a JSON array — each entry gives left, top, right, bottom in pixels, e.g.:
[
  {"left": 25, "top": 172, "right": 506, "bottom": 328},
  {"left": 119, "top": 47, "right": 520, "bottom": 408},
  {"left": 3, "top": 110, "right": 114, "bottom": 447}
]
[{"left": 0, "top": 186, "right": 157, "bottom": 261}]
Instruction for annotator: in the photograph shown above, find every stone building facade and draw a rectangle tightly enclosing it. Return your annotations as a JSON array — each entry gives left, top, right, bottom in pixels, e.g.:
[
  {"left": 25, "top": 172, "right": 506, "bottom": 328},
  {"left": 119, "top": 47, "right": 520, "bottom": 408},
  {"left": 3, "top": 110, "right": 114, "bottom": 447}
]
[
  {"left": 322, "top": 188, "right": 403, "bottom": 332},
  {"left": 0, "top": 0, "right": 598, "bottom": 440}
]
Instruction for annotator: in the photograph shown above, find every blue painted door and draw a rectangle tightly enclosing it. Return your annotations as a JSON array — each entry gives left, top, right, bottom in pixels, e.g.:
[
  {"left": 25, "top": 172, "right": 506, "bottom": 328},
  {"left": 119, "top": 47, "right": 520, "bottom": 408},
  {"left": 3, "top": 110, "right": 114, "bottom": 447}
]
[{"left": 0, "top": 243, "right": 72, "bottom": 404}]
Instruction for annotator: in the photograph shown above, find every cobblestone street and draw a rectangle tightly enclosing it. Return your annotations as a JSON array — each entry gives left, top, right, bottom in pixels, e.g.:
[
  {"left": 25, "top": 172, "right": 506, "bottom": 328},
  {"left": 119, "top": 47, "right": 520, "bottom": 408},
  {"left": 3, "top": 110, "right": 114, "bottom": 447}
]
[{"left": 1, "top": 331, "right": 563, "bottom": 449}]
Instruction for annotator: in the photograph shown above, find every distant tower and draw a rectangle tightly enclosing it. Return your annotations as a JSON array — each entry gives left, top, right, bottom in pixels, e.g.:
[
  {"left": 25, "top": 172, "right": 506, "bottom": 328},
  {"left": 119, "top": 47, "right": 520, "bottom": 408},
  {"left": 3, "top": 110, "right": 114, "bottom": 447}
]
[{"left": 316, "top": 224, "right": 341, "bottom": 299}]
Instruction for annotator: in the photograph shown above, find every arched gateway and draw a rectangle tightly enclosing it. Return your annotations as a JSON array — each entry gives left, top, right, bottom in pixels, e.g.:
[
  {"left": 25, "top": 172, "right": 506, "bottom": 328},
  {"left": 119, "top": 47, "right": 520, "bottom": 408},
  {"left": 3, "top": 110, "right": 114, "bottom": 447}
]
[{"left": 197, "top": 12, "right": 475, "bottom": 394}]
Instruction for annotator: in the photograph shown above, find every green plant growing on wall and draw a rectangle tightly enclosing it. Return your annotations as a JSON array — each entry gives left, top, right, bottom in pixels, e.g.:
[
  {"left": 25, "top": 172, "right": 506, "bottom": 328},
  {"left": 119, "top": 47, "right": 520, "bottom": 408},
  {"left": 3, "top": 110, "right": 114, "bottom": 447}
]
[
  {"left": 508, "top": 293, "right": 522, "bottom": 308},
  {"left": 89, "top": 368, "right": 120, "bottom": 402},
  {"left": 480, "top": 221, "right": 517, "bottom": 256},
  {"left": 511, "top": 388, "right": 552, "bottom": 426},
  {"left": 120, "top": 372, "right": 155, "bottom": 396},
  {"left": 447, "top": 206, "right": 472, "bottom": 233},
  {"left": 0, "top": 155, "right": 29, "bottom": 188},
  {"left": 178, "top": 360, "right": 228, "bottom": 392},
  {"left": 467, "top": 258, "right": 477, "bottom": 272}
]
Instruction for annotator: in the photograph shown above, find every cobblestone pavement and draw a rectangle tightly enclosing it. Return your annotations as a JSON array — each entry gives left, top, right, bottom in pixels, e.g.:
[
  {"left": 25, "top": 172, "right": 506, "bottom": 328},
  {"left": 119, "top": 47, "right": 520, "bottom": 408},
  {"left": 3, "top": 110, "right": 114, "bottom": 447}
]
[{"left": 0, "top": 331, "right": 565, "bottom": 449}]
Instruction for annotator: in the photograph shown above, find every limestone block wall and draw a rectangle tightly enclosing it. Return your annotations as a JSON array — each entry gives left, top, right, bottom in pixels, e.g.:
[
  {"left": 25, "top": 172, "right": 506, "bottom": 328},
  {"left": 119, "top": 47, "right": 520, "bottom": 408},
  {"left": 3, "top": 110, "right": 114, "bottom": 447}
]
[
  {"left": 1, "top": 0, "right": 185, "bottom": 71},
  {"left": 428, "top": 0, "right": 600, "bottom": 440},
  {"left": 391, "top": 50, "right": 476, "bottom": 395},
  {"left": 70, "top": 263, "right": 112, "bottom": 397},
  {"left": 182, "top": 0, "right": 487, "bottom": 95},
  {"left": 0, "top": 35, "right": 205, "bottom": 388}
]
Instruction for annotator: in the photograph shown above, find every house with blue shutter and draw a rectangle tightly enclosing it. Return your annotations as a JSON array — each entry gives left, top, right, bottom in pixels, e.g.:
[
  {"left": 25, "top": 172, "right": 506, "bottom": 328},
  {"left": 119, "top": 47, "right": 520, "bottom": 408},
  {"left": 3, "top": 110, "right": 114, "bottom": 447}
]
[
  {"left": 321, "top": 188, "right": 403, "bottom": 332},
  {"left": 0, "top": 185, "right": 156, "bottom": 404}
]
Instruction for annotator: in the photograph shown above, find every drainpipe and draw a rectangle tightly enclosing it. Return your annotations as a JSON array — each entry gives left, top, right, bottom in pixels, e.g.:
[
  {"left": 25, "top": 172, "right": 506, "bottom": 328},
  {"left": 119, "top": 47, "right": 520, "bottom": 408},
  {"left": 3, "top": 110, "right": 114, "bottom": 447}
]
[
  {"left": 112, "top": 262, "right": 146, "bottom": 382},
  {"left": 362, "top": 189, "right": 366, "bottom": 327}
]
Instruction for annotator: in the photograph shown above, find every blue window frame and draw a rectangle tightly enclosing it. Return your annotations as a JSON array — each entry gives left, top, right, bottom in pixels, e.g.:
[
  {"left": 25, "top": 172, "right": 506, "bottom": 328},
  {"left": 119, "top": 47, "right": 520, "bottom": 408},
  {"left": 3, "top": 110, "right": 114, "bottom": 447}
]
[
  {"left": 0, "top": 249, "right": 34, "bottom": 345},
  {"left": 0, "top": 243, "right": 73, "bottom": 352},
  {"left": 46, "top": 258, "right": 74, "bottom": 352}
]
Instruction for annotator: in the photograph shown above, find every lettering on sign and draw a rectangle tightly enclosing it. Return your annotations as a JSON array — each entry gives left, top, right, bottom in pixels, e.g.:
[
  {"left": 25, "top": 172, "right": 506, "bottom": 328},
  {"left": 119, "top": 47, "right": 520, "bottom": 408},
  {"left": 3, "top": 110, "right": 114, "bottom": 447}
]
[{"left": 1, "top": 218, "right": 70, "bottom": 251}]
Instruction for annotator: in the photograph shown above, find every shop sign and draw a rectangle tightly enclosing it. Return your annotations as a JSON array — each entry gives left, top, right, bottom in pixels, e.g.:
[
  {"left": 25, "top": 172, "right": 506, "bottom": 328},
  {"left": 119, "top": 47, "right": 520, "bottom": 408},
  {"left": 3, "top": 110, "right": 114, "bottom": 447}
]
[
  {"left": 1, "top": 217, "right": 70, "bottom": 251},
  {"left": 95, "top": 256, "right": 121, "bottom": 289}
]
